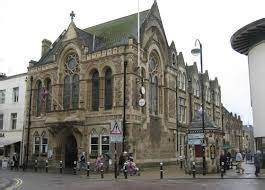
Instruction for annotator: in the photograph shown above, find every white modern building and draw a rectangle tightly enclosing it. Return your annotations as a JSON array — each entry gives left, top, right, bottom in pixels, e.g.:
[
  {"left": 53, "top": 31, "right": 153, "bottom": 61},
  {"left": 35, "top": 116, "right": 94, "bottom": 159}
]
[
  {"left": 231, "top": 18, "right": 265, "bottom": 155},
  {"left": 0, "top": 72, "right": 27, "bottom": 164}
]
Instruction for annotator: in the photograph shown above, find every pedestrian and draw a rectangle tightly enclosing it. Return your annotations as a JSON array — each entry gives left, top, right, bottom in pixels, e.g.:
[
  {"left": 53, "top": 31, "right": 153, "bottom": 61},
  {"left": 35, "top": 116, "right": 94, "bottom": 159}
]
[
  {"left": 79, "top": 152, "right": 86, "bottom": 172},
  {"left": 118, "top": 151, "right": 127, "bottom": 175},
  {"left": 226, "top": 151, "right": 232, "bottom": 170},
  {"left": 220, "top": 150, "right": 227, "bottom": 173},
  {"left": 12, "top": 152, "right": 19, "bottom": 171},
  {"left": 254, "top": 150, "right": 262, "bottom": 177},
  {"left": 96, "top": 155, "right": 104, "bottom": 172},
  {"left": 235, "top": 149, "right": 245, "bottom": 174}
]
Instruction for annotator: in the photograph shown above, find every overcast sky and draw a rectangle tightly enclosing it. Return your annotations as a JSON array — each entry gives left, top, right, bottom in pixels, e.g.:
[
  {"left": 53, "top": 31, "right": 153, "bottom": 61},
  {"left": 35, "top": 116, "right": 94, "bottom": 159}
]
[{"left": 1, "top": 0, "right": 261, "bottom": 125}]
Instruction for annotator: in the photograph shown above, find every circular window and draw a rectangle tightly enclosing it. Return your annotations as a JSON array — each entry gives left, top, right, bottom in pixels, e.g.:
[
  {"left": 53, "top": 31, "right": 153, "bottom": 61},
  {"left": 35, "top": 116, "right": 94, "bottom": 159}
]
[
  {"left": 65, "top": 53, "right": 79, "bottom": 75},
  {"left": 67, "top": 57, "right": 77, "bottom": 70}
]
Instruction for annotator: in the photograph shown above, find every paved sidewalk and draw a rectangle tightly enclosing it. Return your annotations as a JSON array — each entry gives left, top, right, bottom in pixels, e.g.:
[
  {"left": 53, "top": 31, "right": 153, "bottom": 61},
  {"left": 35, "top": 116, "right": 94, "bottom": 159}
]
[{"left": 0, "top": 162, "right": 264, "bottom": 181}]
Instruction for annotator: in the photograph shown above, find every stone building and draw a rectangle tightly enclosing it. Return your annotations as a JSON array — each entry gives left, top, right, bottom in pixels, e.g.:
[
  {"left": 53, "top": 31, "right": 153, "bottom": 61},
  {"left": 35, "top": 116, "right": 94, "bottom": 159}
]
[
  {"left": 222, "top": 107, "right": 243, "bottom": 156},
  {"left": 24, "top": 2, "right": 181, "bottom": 168},
  {"left": 242, "top": 125, "right": 255, "bottom": 156},
  {"left": 23, "top": 1, "right": 243, "bottom": 171}
]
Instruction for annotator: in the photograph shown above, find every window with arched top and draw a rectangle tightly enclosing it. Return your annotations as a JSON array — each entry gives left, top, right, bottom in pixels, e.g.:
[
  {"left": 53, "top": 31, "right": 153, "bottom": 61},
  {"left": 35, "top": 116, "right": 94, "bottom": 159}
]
[
  {"left": 92, "top": 70, "right": 99, "bottom": 111},
  {"left": 63, "top": 53, "right": 80, "bottom": 110},
  {"left": 181, "top": 73, "right": 186, "bottom": 91},
  {"left": 100, "top": 128, "right": 109, "bottom": 154},
  {"left": 90, "top": 129, "right": 99, "bottom": 158},
  {"left": 41, "top": 131, "right": 48, "bottom": 154},
  {"left": 104, "top": 68, "right": 112, "bottom": 110},
  {"left": 148, "top": 57, "right": 159, "bottom": 115},
  {"left": 172, "top": 53, "right": 176, "bottom": 66},
  {"left": 72, "top": 74, "right": 79, "bottom": 109},
  {"left": 36, "top": 80, "right": 42, "bottom": 116},
  {"left": 45, "top": 78, "right": 52, "bottom": 112},
  {"left": 33, "top": 131, "right": 40, "bottom": 155},
  {"left": 63, "top": 75, "right": 71, "bottom": 109}
]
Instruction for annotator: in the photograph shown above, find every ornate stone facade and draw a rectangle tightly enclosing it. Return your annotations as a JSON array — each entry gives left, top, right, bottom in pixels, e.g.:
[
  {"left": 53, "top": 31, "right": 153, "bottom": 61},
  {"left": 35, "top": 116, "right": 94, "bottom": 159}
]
[{"left": 23, "top": 2, "right": 243, "bottom": 171}]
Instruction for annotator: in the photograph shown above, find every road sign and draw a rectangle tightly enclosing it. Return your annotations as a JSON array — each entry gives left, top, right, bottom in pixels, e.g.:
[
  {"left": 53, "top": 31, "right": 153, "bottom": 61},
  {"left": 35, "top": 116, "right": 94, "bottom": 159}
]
[
  {"left": 187, "top": 133, "right": 204, "bottom": 140},
  {"left": 110, "top": 120, "right": 122, "bottom": 143},
  {"left": 110, "top": 136, "right": 123, "bottom": 143},
  {"left": 188, "top": 139, "right": 203, "bottom": 145},
  {"left": 110, "top": 120, "right": 122, "bottom": 135}
]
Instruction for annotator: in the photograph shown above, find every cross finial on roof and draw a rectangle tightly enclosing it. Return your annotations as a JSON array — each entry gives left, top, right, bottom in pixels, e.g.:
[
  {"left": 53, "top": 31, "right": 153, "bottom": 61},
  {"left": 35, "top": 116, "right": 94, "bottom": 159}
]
[{"left": 70, "top": 11, "right": 75, "bottom": 22}]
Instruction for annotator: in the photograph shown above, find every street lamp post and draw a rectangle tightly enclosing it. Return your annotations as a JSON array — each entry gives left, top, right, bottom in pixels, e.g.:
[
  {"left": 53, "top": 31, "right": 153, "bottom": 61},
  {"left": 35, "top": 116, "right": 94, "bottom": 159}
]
[
  {"left": 191, "top": 39, "right": 206, "bottom": 175},
  {"left": 122, "top": 61, "right": 128, "bottom": 152},
  {"left": 176, "top": 73, "right": 179, "bottom": 154},
  {"left": 26, "top": 76, "right": 33, "bottom": 169}
]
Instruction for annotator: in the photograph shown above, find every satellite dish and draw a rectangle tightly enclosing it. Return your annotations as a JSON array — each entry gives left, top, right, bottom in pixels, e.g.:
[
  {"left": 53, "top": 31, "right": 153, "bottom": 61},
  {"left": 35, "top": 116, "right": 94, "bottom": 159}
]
[
  {"left": 138, "top": 99, "right": 145, "bottom": 107},
  {"left": 140, "top": 86, "right": 145, "bottom": 95}
]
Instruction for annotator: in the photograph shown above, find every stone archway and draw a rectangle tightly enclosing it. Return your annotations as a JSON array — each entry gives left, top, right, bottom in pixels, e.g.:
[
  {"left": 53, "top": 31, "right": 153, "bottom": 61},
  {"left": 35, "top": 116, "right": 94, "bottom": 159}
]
[{"left": 64, "top": 134, "right": 78, "bottom": 168}]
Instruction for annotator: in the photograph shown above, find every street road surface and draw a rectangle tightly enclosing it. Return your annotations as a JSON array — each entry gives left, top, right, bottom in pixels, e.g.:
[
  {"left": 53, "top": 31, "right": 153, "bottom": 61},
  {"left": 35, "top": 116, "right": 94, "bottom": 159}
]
[{"left": 0, "top": 170, "right": 265, "bottom": 190}]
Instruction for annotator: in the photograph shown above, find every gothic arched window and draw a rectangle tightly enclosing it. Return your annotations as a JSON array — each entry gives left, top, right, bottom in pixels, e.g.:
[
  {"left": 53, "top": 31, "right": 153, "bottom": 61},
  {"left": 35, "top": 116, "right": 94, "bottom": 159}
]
[
  {"left": 148, "top": 57, "right": 159, "bottom": 115},
  {"left": 72, "top": 74, "right": 79, "bottom": 109},
  {"left": 172, "top": 53, "right": 176, "bottom": 66},
  {"left": 45, "top": 78, "right": 52, "bottom": 112},
  {"left": 36, "top": 80, "right": 42, "bottom": 116},
  {"left": 92, "top": 70, "right": 99, "bottom": 111},
  {"left": 63, "top": 75, "right": 71, "bottom": 110},
  {"left": 104, "top": 68, "right": 112, "bottom": 110},
  {"left": 63, "top": 53, "right": 80, "bottom": 110},
  {"left": 181, "top": 73, "right": 186, "bottom": 91}
]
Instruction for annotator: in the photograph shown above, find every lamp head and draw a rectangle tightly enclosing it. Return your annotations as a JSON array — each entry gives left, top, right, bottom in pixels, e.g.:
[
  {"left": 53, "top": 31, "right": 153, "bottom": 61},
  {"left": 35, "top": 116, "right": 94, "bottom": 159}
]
[{"left": 191, "top": 48, "right": 201, "bottom": 56}]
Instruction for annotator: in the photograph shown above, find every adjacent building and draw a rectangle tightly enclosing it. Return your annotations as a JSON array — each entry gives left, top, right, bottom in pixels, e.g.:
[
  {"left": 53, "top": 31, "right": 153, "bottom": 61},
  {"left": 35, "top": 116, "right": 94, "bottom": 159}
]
[
  {"left": 231, "top": 18, "right": 265, "bottom": 154},
  {"left": 0, "top": 72, "right": 27, "bottom": 164},
  {"left": 222, "top": 107, "right": 243, "bottom": 156},
  {"left": 242, "top": 125, "right": 255, "bottom": 156}
]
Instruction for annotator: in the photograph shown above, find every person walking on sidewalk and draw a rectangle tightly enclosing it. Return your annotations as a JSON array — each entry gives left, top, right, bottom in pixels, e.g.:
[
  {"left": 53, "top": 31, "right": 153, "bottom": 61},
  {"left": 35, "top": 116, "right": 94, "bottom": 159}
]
[
  {"left": 220, "top": 150, "right": 227, "bottom": 173},
  {"left": 12, "top": 152, "right": 19, "bottom": 171},
  {"left": 235, "top": 149, "right": 245, "bottom": 174},
  {"left": 254, "top": 150, "right": 262, "bottom": 177},
  {"left": 79, "top": 152, "right": 86, "bottom": 172}
]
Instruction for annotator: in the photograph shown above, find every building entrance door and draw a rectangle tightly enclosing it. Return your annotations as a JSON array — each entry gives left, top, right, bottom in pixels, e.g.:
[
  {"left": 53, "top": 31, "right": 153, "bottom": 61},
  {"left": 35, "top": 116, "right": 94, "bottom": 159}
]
[{"left": 65, "top": 135, "right": 78, "bottom": 168}]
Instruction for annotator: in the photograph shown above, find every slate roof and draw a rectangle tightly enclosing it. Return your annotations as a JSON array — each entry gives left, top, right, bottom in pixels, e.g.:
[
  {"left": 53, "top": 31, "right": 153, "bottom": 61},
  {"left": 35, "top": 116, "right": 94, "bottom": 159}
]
[
  {"left": 36, "top": 10, "right": 150, "bottom": 66},
  {"left": 83, "top": 10, "right": 150, "bottom": 50}
]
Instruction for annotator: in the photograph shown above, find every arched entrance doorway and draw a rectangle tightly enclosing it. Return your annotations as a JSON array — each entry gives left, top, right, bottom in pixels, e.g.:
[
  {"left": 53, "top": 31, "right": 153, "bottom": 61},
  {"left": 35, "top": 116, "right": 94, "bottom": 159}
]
[{"left": 65, "top": 135, "right": 78, "bottom": 168}]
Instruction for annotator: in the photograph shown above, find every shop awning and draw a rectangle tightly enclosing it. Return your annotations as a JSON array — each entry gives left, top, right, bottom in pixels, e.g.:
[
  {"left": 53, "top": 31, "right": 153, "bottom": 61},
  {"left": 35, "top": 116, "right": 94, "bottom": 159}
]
[{"left": 0, "top": 137, "right": 21, "bottom": 148}]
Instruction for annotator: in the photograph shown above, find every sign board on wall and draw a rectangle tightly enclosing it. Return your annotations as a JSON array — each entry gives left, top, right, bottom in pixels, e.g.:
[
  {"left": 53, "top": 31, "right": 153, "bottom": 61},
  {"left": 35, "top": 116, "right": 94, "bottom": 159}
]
[{"left": 188, "top": 138, "right": 203, "bottom": 145}]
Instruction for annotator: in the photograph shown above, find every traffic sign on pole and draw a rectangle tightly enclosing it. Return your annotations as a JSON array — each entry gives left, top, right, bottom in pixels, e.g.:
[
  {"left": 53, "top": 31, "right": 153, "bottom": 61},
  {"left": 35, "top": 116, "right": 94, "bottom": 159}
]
[{"left": 110, "top": 120, "right": 123, "bottom": 143}]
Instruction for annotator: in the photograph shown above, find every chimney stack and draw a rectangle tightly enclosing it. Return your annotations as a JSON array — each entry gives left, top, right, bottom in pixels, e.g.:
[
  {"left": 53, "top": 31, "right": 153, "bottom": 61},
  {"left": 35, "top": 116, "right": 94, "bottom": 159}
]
[{"left": 41, "top": 39, "right": 52, "bottom": 57}]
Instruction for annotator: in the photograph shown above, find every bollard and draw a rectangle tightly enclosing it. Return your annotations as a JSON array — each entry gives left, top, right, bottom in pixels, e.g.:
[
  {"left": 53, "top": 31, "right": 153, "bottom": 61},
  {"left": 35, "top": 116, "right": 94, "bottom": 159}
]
[
  {"left": 34, "top": 160, "right": 38, "bottom": 172},
  {"left": 100, "top": 162, "right": 104, "bottom": 178},
  {"left": 221, "top": 161, "right": 224, "bottom": 179},
  {"left": 192, "top": 162, "right": 196, "bottom": 178},
  {"left": 87, "top": 162, "right": 90, "bottom": 177},
  {"left": 160, "top": 162, "right": 163, "bottom": 179},
  {"left": 59, "top": 161, "right": 63, "bottom": 174},
  {"left": 180, "top": 160, "right": 183, "bottom": 169},
  {"left": 45, "top": 160, "right": 48, "bottom": 173},
  {"left": 22, "top": 163, "right": 25, "bottom": 172},
  {"left": 73, "top": 161, "right": 77, "bottom": 175},
  {"left": 124, "top": 162, "right": 128, "bottom": 179}
]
